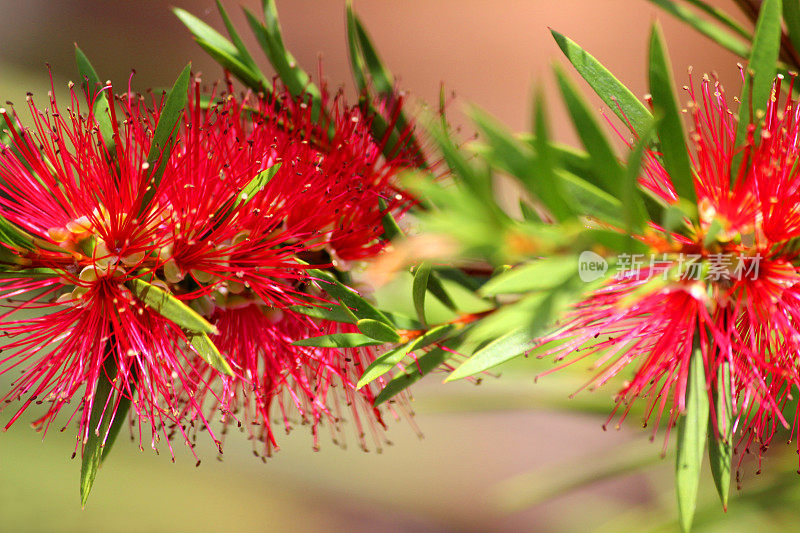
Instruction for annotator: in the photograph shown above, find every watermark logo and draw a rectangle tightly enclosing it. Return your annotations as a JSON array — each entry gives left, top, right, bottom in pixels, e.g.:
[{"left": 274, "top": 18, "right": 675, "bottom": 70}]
[
  {"left": 575, "top": 251, "right": 763, "bottom": 283},
  {"left": 578, "top": 250, "right": 608, "bottom": 282}
]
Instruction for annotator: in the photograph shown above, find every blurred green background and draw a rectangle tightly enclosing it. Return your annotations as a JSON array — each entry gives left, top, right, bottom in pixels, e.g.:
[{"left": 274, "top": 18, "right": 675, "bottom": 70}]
[{"left": 1, "top": 1, "right": 798, "bottom": 531}]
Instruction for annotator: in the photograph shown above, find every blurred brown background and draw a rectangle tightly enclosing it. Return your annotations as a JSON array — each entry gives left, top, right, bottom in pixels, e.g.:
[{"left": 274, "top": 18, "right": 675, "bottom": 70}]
[
  {"left": 0, "top": 1, "right": 743, "bottom": 141},
  {"left": 0, "top": 2, "right": 761, "bottom": 532}
]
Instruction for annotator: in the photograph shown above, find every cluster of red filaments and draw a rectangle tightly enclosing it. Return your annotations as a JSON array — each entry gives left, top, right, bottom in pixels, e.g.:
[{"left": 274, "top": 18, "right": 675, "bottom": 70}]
[
  {"left": 541, "top": 71, "right": 800, "bottom": 474},
  {"left": 0, "top": 73, "right": 418, "bottom": 461}
]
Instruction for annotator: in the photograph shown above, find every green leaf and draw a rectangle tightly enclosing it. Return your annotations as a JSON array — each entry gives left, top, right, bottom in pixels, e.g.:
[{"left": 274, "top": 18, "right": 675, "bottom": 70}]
[
  {"left": 232, "top": 164, "right": 280, "bottom": 210},
  {"left": 345, "top": 3, "right": 424, "bottom": 164},
  {"left": 675, "top": 336, "right": 709, "bottom": 533},
  {"left": 0, "top": 216, "right": 36, "bottom": 250},
  {"left": 553, "top": 67, "right": 626, "bottom": 197},
  {"left": 731, "top": 0, "right": 782, "bottom": 186},
  {"left": 684, "top": 0, "right": 752, "bottom": 40},
  {"left": 374, "top": 343, "right": 458, "bottom": 405},
  {"left": 357, "top": 323, "right": 458, "bottom": 389},
  {"left": 139, "top": 63, "right": 192, "bottom": 214},
  {"left": 173, "top": 8, "right": 268, "bottom": 93},
  {"left": 551, "top": 29, "right": 652, "bottom": 134},
  {"left": 126, "top": 277, "right": 218, "bottom": 335},
  {"left": 293, "top": 333, "right": 383, "bottom": 348},
  {"left": 215, "top": 0, "right": 261, "bottom": 74},
  {"left": 378, "top": 197, "right": 403, "bottom": 241},
  {"left": 81, "top": 350, "right": 121, "bottom": 507},
  {"left": 100, "top": 394, "right": 131, "bottom": 463},
  {"left": 345, "top": 3, "right": 368, "bottom": 93},
  {"left": 74, "top": 46, "right": 115, "bottom": 151},
  {"left": 532, "top": 89, "right": 579, "bottom": 221},
  {"left": 412, "top": 261, "right": 432, "bottom": 326},
  {"left": 0, "top": 267, "right": 59, "bottom": 279},
  {"left": 427, "top": 120, "right": 493, "bottom": 201},
  {"left": 586, "top": 229, "right": 651, "bottom": 254},
  {"left": 784, "top": 0, "right": 800, "bottom": 56},
  {"left": 243, "top": 2, "right": 321, "bottom": 106},
  {"left": 350, "top": 9, "right": 393, "bottom": 97},
  {"left": 357, "top": 345, "right": 407, "bottom": 389},
  {"left": 648, "top": 24, "right": 696, "bottom": 205},
  {"left": 708, "top": 361, "right": 732, "bottom": 510},
  {"left": 308, "top": 269, "right": 393, "bottom": 326},
  {"left": 357, "top": 318, "right": 400, "bottom": 343},
  {"left": 187, "top": 332, "right": 234, "bottom": 376},
  {"left": 407, "top": 323, "right": 457, "bottom": 353},
  {"left": 289, "top": 304, "right": 357, "bottom": 324},
  {"left": 381, "top": 311, "right": 424, "bottom": 331},
  {"left": 646, "top": 0, "right": 750, "bottom": 58},
  {"left": 471, "top": 105, "right": 575, "bottom": 221},
  {"left": 559, "top": 171, "right": 626, "bottom": 227},
  {"left": 427, "top": 269, "right": 460, "bottom": 311},
  {"left": 446, "top": 289, "right": 573, "bottom": 381},
  {"left": 480, "top": 256, "right": 575, "bottom": 296},
  {"left": 173, "top": 8, "right": 241, "bottom": 60},
  {"left": 622, "top": 120, "right": 656, "bottom": 235}
]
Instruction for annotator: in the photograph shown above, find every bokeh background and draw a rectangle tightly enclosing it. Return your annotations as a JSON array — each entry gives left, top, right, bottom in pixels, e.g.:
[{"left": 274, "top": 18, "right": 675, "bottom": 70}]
[{"left": 1, "top": 1, "right": 796, "bottom": 532}]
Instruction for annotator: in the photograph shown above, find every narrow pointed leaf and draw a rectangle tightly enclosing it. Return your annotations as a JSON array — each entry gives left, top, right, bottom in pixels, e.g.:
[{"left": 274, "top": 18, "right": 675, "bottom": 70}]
[
  {"left": 374, "top": 344, "right": 458, "bottom": 405},
  {"left": 308, "top": 269, "right": 393, "bottom": 326},
  {"left": 0, "top": 216, "right": 36, "bottom": 250},
  {"left": 708, "top": 361, "right": 732, "bottom": 509},
  {"left": 731, "top": 0, "right": 781, "bottom": 186},
  {"left": 243, "top": 4, "right": 321, "bottom": 106},
  {"left": 684, "top": 0, "right": 752, "bottom": 39},
  {"left": 648, "top": 24, "right": 696, "bottom": 205},
  {"left": 187, "top": 332, "right": 234, "bottom": 376},
  {"left": 622, "top": 121, "right": 656, "bottom": 234},
  {"left": 346, "top": 4, "right": 423, "bottom": 164},
  {"left": 357, "top": 323, "right": 458, "bottom": 389},
  {"left": 423, "top": 267, "right": 459, "bottom": 312},
  {"left": 412, "top": 261, "right": 432, "bottom": 326},
  {"left": 75, "top": 46, "right": 115, "bottom": 150},
  {"left": 428, "top": 120, "right": 493, "bottom": 200},
  {"left": 215, "top": 0, "right": 261, "bottom": 73},
  {"left": 446, "top": 290, "right": 571, "bottom": 381},
  {"left": 345, "top": 3, "right": 368, "bottom": 92},
  {"left": 551, "top": 30, "right": 652, "bottom": 134},
  {"left": 293, "top": 333, "right": 383, "bottom": 348},
  {"left": 407, "top": 324, "right": 457, "bottom": 353},
  {"left": 126, "top": 277, "right": 218, "bottom": 335},
  {"left": 101, "top": 394, "right": 132, "bottom": 462},
  {"left": 675, "top": 337, "right": 709, "bottom": 533},
  {"left": 351, "top": 11, "right": 394, "bottom": 97},
  {"left": 646, "top": 0, "right": 750, "bottom": 58},
  {"left": 173, "top": 8, "right": 241, "bottom": 59},
  {"left": 232, "top": 164, "right": 280, "bottom": 210},
  {"left": 378, "top": 197, "right": 403, "bottom": 241},
  {"left": 289, "top": 304, "right": 357, "bottom": 324},
  {"left": 532, "top": 89, "right": 578, "bottom": 220},
  {"left": 784, "top": 0, "right": 800, "bottom": 55},
  {"left": 139, "top": 63, "right": 191, "bottom": 213},
  {"left": 559, "top": 171, "right": 626, "bottom": 227},
  {"left": 174, "top": 7, "right": 268, "bottom": 93},
  {"left": 357, "top": 318, "right": 400, "bottom": 343},
  {"left": 357, "top": 345, "right": 407, "bottom": 388},
  {"left": 480, "top": 256, "right": 575, "bottom": 296},
  {"left": 553, "top": 67, "right": 626, "bottom": 197},
  {"left": 471, "top": 105, "right": 575, "bottom": 221},
  {"left": 81, "top": 353, "right": 120, "bottom": 507}
]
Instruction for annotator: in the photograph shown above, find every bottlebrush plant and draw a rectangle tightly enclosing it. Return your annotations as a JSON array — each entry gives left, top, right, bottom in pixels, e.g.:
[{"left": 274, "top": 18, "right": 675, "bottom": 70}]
[{"left": 2, "top": 0, "right": 800, "bottom": 531}]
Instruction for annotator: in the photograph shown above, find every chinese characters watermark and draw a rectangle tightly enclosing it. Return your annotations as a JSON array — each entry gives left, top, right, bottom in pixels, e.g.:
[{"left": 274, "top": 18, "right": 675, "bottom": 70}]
[{"left": 578, "top": 252, "right": 762, "bottom": 283}]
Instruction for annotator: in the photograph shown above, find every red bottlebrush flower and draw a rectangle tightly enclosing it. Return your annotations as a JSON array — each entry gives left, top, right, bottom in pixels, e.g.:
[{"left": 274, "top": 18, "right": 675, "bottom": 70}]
[
  {"left": 161, "top": 79, "right": 420, "bottom": 455},
  {"left": 541, "top": 72, "right": 800, "bottom": 470},
  {"left": 0, "top": 80, "right": 223, "bottom": 460}
]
